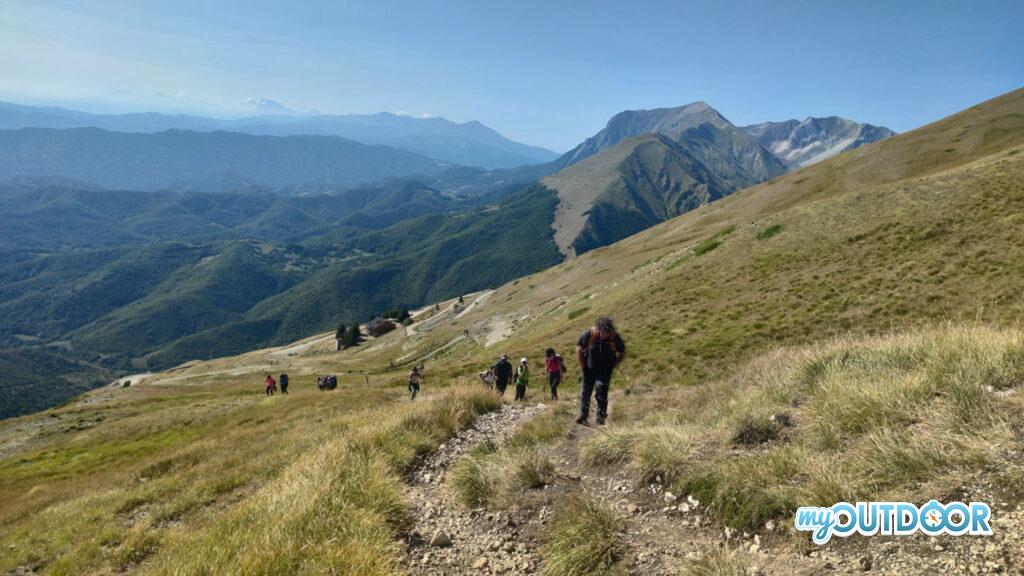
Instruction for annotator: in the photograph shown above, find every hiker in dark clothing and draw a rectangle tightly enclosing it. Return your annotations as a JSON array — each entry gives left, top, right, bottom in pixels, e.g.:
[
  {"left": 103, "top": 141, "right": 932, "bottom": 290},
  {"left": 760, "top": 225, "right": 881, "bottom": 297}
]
[
  {"left": 576, "top": 316, "right": 626, "bottom": 425},
  {"left": 279, "top": 373, "right": 289, "bottom": 395},
  {"left": 493, "top": 354, "right": 513, "bottom": 397},
  {"left": 408, "top": 366, "right": 422, "bottom": 401},
  {"left": 265, "top": 374, "right": 276, "bottom": 396},
  {"left": 545, "top": 348, "right": 565, "bottom": 400},
  {"left": 329, "top": 374, "right": 338, "bottom": 390},
  {"left": 514, "top": 358, "right": 530, "bottom": 401}
]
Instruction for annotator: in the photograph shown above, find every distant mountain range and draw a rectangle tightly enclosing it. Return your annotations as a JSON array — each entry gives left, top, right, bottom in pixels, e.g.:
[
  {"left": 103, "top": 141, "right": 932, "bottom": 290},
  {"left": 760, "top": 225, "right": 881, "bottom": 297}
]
[
  {"left": 0, "top": 127, "right": 451, "bottom": 193},
  {"left": 0, "top": 101, "right": 558, "bottom": 169}
]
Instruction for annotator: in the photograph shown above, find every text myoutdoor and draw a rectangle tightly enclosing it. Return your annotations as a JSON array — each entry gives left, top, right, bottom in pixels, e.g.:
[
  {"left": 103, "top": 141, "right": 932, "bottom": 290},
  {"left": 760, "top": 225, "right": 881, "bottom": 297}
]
[{"left": 794, "top": 500, "right": 992, "bottom": 545}]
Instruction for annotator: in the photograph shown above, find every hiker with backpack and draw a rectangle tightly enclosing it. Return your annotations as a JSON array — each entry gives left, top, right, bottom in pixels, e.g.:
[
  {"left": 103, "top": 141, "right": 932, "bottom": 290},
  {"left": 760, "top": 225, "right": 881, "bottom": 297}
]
[
  {"left": 264, "top": 374, "right": 277, "bottom": 396},
  {"left": 514, "top": 357, "right": 530, "bottom": 401},
  {"left": 479, "top": 367, "right": 496, "bottom": 390},
  {"left": 576, "top": 316, "right": 626, "bottom": 425},
  {"left": 493, "top": 354, "right": 513, "bottom": 397},
  {"left": 408, "top": 366, "right": 423, "bottom": 401},
  {"left": 279, "top": 373, "right": 289, "bottom": 395},
  {"left": 545, "top": 348, "right": 566, "bottom": 400}
]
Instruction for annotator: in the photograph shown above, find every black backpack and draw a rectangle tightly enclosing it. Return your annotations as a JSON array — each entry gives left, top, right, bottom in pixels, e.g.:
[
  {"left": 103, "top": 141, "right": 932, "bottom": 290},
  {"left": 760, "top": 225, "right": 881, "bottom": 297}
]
[
  {"left": 585, "top": 328, "right": 619, "bottom": 372},
  {"left": 495, "top": 360, "right": 512, "bottom": 381},
  {"left": 279, "top": 374, "right": 288, "bottom": 386}
]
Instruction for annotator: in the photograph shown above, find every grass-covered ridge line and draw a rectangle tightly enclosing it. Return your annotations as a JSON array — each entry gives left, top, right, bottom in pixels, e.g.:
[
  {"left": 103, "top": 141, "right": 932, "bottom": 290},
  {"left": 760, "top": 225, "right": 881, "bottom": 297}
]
[{"left": 581, "top": 325, "right": 1024, "bottom": 530}]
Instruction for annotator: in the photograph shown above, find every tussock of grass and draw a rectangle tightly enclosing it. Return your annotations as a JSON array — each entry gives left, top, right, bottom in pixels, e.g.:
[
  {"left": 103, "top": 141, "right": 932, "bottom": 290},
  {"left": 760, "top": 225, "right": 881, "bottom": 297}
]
[
  {"left": 111, "top": 526, "right": 161, "bottom": 570},
  {"left": 730, "top": 414, "right": 781, "bottom": 446},
  {"left": 581, "top": 425, "right": 690, "bottom": 482},
  {"left": 540, "top": 493, "right": 624, "bottom": 576},
  {"left": 568, "top": 307, "right": 590, "bottom": 320},
  {"left": 450, "top": 408, "right": 569, "bottom": 508},
  {"left": 693, "top": 225, "right": 736, "bottom": 256},
  {"left": 682, "top": 548, "right": 751, "bottom": 576},
  {"left": 450, "top": 447, "right": 557, "bottom": 507},
  {"left": 506, "top": 407, "right": 572, "bottom": 449},
  {"left": 512, "top": 450, "right": 556, "bottom": 490},
  {"left": 450, "top": 453, "right": 496, "bottom": 507},
  {"left": 755, "top": 223, "right": 782, "bottom": 240}
]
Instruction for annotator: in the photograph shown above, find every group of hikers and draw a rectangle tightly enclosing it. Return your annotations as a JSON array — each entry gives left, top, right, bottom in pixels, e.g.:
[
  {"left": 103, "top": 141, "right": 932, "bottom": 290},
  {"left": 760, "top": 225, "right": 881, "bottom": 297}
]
[
  {"left": 260, "top": 315, "right": 626, "bottom": 425},
  {"left": 477, "top": 349, "right": 565, "bottom": 401},
  {"left": 263, "top": 373, "right": 289, "bottom": 395},
  {"left": 317, "top": 374, "right": 338, "bottom": 391},
  {"left": 411, "top": 316, "right": 626, "bottom": 425},
  {"left": 262, "top": 372, "right": 336, "bottom": 394}
]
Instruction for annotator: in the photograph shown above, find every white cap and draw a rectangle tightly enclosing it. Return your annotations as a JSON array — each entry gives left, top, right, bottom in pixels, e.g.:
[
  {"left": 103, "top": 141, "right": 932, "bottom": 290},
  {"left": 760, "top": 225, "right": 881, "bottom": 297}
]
[{"left": 520, "top": 357, "right": 528, "bottom": 363}]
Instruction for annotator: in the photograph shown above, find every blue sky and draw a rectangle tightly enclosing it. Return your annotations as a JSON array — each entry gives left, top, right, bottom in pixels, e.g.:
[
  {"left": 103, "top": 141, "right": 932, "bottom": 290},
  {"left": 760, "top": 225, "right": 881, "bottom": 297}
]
[{"left": 0, "top": 0, "right": 1021, "bottom": 152}]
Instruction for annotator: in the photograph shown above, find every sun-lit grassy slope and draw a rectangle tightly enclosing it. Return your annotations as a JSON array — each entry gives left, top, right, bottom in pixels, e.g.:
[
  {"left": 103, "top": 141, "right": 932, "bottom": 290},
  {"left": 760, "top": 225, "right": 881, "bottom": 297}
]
[
  {"left": 346, "top": 87, "right": 1024, "bottom": 389},
  {"left": 1, "top": 88, "right": 1023, "bottom": 574},
  {"left": 0, "top": 368, "right": 501, "bottom": 574},
  {"left": 582, "top": 325, "right": 1024, "bottom": 528}
]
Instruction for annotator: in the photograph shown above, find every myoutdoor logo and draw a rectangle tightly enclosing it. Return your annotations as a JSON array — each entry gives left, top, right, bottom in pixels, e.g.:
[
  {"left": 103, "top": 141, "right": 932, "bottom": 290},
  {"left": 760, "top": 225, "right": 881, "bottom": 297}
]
[{"left": 794, "top": 500, "right": 993, "bottom": 545}]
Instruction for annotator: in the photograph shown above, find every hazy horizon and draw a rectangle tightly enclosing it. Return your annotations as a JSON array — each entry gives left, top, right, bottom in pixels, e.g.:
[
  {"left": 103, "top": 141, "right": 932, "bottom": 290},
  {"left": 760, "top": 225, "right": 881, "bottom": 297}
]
[{"left": 1, "top": 0, "right": 1022, "bottom": 152}]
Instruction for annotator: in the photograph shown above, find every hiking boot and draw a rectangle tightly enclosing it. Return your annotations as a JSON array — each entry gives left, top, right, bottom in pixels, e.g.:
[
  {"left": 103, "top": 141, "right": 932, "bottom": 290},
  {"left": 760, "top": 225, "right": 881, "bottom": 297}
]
[
  {"left": 575, "top": 416, "right": 588, "bottom": 425},
  {"left": 595, "top": 417, "right": 606, "bottom": 425}
]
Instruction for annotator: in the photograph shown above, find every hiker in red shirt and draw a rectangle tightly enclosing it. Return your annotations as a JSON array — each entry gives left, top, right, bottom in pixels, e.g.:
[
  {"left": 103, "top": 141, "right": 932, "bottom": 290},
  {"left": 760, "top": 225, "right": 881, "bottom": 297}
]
[
  {"left": 545, "top": 348, "right": 565, "bottom": 400},
  {"left": 265, "top": 374, "right": 277, "bottom": 396}
]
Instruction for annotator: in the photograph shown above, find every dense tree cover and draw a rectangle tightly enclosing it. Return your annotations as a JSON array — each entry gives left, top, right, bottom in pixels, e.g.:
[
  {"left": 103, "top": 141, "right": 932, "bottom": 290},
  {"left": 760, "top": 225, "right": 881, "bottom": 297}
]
[{"left": 336, "top": 322, "right": 361, "bottom": 348}]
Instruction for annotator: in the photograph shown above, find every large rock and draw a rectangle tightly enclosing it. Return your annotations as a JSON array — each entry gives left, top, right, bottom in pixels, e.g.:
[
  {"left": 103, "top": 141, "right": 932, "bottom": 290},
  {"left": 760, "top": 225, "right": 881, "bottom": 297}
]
[{"left": 429, "top": 530, "right": 452, "bottom": 547}]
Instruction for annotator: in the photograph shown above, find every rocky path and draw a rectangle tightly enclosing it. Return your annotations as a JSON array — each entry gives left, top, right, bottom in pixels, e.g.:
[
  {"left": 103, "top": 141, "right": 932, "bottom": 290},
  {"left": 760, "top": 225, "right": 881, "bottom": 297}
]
[
  {"left": 403, "top": 403, "right": 548, "bottom": 575},
  {"left": 401, "top": 403, "right": 1024, "bottom": 576}
]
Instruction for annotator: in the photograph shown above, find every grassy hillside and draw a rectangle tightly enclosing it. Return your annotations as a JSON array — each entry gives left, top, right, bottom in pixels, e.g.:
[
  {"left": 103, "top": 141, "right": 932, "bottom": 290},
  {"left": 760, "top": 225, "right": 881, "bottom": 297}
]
[{"left": 1, "top": 89, "right": 1023, "bottom": 574}]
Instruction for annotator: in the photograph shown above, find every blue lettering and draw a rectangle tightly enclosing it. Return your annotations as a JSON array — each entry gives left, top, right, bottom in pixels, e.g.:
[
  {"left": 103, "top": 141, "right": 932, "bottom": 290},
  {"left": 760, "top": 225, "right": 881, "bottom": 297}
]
[
  {"left": 894, "top": 503, "right": 917, "bottom": 535},
  {"left": 832, "top": 503, "right": 856, "bottom": 537},
  {"left": 970, "top": 503, "right": 992, "bottom": 535},
  {"left": 944, "top": 502, "right": 970, "bottom": 534},
  {"left": 856, "top": 501, "right": 879, "bottom": 535},
  {"left": 876, "top": 502, "right": 895, "bottom": 534}
]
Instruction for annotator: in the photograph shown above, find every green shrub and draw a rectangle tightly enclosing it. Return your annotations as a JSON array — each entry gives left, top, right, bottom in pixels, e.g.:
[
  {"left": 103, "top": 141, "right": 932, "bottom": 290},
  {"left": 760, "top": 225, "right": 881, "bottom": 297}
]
[
  {"left": 568, "top": 307, "right": 590, "bottom": 320},
  {"left": 756, "top": 224, "right": 783, "bottom": 240}
]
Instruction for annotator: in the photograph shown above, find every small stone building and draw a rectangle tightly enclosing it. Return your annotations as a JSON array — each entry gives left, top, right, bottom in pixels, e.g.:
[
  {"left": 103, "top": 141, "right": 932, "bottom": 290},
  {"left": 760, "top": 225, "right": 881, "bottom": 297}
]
[{"left": 367, "top": 317, "right": 397, "bottom": 337}]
